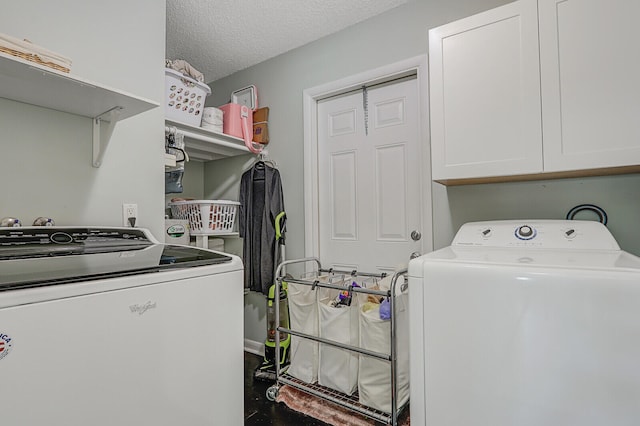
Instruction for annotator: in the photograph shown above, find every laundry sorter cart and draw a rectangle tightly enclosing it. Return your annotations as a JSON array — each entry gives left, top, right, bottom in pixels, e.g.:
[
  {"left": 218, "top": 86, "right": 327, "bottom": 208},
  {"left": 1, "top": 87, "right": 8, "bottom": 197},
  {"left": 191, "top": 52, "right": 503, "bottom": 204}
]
[{"left": 265, "top": 257, "right": 409, "bottom": 426}]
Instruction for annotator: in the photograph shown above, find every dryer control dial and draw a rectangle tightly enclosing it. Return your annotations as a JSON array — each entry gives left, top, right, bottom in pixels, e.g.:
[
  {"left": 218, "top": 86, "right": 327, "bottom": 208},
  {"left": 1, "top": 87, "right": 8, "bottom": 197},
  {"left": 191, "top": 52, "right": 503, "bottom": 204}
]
[{"left": 515, "top": 225, "right": 536, "bottom": 240}]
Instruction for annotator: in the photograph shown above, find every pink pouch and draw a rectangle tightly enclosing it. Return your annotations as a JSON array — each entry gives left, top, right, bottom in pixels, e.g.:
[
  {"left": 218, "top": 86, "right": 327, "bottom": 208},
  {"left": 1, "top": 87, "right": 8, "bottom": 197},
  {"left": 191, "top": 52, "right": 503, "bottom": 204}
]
[{"left": 220, "top": 103, "right": 261, "bottom": 153}]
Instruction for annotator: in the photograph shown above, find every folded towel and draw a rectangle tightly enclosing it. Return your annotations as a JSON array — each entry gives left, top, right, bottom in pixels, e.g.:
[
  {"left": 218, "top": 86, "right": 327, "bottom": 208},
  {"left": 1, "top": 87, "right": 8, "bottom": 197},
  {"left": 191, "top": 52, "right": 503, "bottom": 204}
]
[
  {"left": 0, "top": 33, "right": 72, "bottom": 70},
  {"left": 166, "top": 59, "right": 204, "bottom": 83}
]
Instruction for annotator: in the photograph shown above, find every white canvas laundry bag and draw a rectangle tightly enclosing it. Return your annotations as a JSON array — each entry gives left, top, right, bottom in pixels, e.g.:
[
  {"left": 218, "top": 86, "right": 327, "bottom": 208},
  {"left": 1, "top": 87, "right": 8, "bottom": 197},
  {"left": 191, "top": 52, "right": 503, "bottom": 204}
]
[
  {"left": 358, "top": 276, "right": 410, "bottom": 413},
  {"left": 286, "top": 280, "right": 320, "bottom": 383},
  {"left": 318, "top": 281, "right": 360, "bottom": 395}
]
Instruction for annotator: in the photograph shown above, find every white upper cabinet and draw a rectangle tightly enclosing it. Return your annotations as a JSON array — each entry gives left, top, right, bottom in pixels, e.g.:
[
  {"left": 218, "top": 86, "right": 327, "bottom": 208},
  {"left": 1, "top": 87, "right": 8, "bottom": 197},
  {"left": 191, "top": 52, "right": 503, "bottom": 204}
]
[
  {"left": 429, "top": 0, "right": 542, "bottom": 182},
  {"left": 539, "top": 0, "right": 640, "bottom": 172},
  {"left": 430, "top": 0, "right": 640, "bottom": 184}
]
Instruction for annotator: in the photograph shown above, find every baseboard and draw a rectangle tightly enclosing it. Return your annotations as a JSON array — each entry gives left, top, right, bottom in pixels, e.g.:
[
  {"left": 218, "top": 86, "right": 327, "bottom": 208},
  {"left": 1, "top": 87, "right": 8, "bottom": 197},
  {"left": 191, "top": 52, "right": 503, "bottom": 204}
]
[{"left": 244, "top": 338, "right": 264, "bottom": 356}]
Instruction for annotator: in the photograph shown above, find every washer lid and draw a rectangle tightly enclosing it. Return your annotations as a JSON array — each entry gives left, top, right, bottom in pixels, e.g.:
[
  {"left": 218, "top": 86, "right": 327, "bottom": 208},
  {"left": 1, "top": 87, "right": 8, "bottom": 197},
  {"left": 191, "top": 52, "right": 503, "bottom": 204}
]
[{"left": 0, "top": 227, "right": 232, "bottom": 290}]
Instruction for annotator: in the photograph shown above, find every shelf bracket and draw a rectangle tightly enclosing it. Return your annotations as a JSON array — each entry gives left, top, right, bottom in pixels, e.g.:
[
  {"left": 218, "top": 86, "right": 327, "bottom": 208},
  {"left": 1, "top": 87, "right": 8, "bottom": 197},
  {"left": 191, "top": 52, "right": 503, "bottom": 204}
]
[{"left": 92, "top": 106, "right": 123, "bottom": 167}]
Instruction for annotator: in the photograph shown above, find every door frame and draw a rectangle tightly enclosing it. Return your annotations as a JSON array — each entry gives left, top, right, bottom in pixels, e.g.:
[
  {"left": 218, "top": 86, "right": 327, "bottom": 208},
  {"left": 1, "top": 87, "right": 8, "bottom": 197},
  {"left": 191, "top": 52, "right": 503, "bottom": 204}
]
[{"left": 303, "top": 55, "right": 432, "bottom": 259}]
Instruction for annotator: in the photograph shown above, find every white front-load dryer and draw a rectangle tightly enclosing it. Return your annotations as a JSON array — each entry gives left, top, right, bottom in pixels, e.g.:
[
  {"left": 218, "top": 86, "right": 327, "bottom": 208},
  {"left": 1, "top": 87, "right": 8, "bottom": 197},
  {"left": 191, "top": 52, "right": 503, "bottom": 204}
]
[{"left": 408, "top": 220, "right": 640, "bottom": 426}]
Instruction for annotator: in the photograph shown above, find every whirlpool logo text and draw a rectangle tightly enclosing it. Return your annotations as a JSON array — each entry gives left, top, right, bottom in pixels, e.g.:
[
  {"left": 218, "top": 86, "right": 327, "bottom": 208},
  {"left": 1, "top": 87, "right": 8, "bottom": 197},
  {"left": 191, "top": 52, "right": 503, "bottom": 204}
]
[
  {"left": 129, "top": 301, "right": 157, "bottom": 316},
  {"left": 0, "top": 333, "right": 13, "bottom": 361}
]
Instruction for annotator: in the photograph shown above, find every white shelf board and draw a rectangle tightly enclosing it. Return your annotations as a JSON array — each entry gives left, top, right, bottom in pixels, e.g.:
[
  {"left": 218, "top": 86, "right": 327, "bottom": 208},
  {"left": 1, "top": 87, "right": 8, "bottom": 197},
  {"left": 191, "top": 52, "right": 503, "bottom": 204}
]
[
  {"left": 193, "top": 233, "right": 239, "bottom": 248},
  {"left": 0, "top": 51, "right": 158, "bottom": 120},
  {"left": 0, "top": 51, "right": 159, "bottom": 167},
  {"left": 165, "top": 118, "right": 250, "bottom": 161}
]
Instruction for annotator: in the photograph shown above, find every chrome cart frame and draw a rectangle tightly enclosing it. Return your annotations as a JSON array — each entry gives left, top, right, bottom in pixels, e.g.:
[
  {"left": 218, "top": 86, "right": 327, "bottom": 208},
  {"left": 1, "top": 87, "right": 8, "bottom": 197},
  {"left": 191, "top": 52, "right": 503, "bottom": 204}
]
[{"left": 266, "top": 257, "right": 409, "bottom": 426}]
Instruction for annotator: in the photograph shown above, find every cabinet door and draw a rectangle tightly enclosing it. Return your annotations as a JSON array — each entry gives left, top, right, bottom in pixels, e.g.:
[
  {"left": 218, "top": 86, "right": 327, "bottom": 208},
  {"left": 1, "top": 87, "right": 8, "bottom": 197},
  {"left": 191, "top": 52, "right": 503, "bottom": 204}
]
[
  {"left": 429, "top": 0, "right": 542, "bottom": 182},
  {"left": 540, "top": 0, "right": 640, "bottom": 172}
]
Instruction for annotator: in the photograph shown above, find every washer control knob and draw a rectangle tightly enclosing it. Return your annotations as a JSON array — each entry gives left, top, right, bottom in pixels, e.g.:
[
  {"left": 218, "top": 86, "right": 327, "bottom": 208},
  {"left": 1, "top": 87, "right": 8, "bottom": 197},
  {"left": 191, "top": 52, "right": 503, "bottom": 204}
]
[
  {"left": 516, "top": 225, "right": 535, "bottom": 240},
  {"left": 564, "top": 228, "right": 576, "bottom": 239}
]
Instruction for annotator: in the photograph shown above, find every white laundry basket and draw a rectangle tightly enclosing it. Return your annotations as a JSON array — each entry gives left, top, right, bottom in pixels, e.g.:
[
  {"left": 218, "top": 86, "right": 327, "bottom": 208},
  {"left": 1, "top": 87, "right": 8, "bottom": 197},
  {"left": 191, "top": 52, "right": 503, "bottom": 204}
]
[
  {"left": 169, "top": 200, "right": 239, "bottom": 235},
  {"left": 165, "top": 68, "right": 211, "bottom": 126}
]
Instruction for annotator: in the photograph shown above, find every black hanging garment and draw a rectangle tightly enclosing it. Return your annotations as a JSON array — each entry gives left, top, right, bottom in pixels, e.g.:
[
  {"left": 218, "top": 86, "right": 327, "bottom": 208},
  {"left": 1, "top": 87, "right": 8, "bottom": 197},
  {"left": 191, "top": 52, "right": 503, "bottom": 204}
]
[{"left": 238, "top": 161, "right": 285, "bottom": 295}]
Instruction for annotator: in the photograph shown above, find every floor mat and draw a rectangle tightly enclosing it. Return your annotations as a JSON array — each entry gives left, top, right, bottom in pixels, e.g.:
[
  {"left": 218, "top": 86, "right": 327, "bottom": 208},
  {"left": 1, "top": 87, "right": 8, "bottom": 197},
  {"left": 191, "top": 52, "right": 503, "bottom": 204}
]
[{"left": 275, "top": 384, "right": 410, "bottom": 426}]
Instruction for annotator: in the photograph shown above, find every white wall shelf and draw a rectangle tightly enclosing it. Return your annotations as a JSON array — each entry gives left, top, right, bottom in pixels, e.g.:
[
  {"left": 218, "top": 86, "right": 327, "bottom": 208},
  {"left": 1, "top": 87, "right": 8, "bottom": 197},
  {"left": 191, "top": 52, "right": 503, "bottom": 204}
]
[
  {"left": 165, "top": 119, "right": 250, "bottom": 161},
  {"left": 0, "top": 51, "right": 159, "bottom": 167},
  {"left": 193, "top": 233, "right": 239, "bottom": 248}
]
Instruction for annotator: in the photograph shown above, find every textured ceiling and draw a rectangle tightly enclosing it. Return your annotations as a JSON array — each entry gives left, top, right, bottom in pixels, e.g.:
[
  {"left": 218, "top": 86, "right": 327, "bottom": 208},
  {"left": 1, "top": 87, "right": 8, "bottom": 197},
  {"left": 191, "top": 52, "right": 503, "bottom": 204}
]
[{"left": 166, "top": 0, "right": 408, "bottom": 83}]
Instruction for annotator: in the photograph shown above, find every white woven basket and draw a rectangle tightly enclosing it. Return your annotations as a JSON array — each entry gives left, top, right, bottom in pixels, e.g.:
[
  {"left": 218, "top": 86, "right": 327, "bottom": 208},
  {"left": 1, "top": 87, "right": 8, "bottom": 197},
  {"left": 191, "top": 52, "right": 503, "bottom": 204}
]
[{"left": 169, "top": 200, "right": 239, "bottom": 235}]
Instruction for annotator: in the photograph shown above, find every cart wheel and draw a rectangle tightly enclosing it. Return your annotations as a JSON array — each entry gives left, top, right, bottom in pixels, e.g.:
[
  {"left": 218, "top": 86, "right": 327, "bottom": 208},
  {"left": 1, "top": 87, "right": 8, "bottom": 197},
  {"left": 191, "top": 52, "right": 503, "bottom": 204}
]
[{"left": 266, "top": 385, "right": 279, "bottom": 401}]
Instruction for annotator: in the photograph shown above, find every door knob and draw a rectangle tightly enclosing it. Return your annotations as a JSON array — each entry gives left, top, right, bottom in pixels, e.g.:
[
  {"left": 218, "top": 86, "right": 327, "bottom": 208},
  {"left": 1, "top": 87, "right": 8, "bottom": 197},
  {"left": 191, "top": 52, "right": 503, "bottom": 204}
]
[{"left": 411, "top": 230, "right": 421, "bottom": 241}]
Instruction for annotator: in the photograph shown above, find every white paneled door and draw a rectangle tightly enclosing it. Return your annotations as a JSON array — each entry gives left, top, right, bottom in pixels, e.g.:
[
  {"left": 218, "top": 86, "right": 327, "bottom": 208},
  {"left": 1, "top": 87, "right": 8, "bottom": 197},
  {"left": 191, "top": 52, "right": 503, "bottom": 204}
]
[{"left": 317, "top": 77, "right": 421, "bottom": 273}]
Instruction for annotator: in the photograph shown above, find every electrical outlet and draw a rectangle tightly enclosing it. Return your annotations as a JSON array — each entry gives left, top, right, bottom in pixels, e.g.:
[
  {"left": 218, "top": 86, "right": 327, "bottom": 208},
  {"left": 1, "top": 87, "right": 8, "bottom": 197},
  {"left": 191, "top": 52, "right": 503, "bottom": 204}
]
[{"left": 122, "top": 203, "right": 138, "bottom": 227}]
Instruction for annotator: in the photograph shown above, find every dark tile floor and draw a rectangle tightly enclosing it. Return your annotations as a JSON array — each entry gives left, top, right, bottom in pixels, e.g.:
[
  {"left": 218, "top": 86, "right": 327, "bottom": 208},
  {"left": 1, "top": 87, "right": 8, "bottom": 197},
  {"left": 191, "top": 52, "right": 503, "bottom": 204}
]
[{"left": 244, "top": 351, "right": 329, "bottom": 425}]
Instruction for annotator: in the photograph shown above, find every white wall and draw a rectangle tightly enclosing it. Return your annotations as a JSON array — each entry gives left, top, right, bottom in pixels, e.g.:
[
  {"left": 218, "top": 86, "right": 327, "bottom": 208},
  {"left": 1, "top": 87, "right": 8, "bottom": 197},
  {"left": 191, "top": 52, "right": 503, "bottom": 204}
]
[
  {"left": 433, "top": 174, "right": 640, "bottom": 253},
  {"left": 1, "top": 1, "right": 165, "bottom": 237}
]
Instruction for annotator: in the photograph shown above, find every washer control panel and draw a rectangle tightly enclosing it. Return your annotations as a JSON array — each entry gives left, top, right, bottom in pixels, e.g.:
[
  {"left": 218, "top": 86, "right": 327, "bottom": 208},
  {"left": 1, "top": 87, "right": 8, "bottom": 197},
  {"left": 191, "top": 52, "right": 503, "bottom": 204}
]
[{"left": 452, "top": 220, "right": 619, "bottom": 250}]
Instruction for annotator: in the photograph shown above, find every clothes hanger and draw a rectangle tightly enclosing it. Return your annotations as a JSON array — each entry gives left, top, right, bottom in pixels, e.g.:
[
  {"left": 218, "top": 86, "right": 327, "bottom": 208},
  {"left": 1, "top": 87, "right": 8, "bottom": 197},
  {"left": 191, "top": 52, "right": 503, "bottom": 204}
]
[{"left": 255, "top": 149, "right": 277, "bottom": 168}]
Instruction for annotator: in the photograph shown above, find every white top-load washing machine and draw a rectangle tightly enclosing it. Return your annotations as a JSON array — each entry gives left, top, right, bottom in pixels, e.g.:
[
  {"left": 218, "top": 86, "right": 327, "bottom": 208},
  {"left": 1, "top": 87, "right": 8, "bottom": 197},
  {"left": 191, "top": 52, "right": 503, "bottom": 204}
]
[
  {"left": 408, "top": 220, "right": 640, "bottom": 426},
  {"left": 0, "top": 227, "right": 243, "bottom": 426}
]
